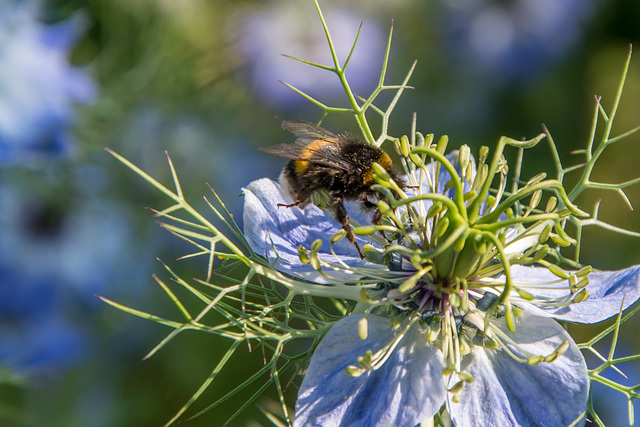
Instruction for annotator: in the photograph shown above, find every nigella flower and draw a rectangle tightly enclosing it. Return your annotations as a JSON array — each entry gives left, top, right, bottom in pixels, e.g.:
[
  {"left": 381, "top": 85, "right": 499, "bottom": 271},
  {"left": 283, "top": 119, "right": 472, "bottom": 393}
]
[
  {"left": 243, "top": 137, "right": 640, "bottom": 426},
  {"left": 438, "top": 0, "right": 596, "bottom": 82},
  {"left": 0, "top": 2, "right": 95, "bottom": 162},
  {"left": 0, "top": 174, "right": 151, "bottom": 375}
]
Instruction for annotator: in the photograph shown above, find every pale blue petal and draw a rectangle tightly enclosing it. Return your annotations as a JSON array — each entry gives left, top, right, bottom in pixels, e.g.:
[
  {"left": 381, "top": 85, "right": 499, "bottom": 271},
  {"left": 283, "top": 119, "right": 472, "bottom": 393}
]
[
  {"left": 242, "top": 178, "right": 382, "bottom": 283},
  {"left": 449, "top": 309, "right": 588, "bottom": 427},
  {"left": 510, "top": 264, "right": 640, "bottom": 323},
  {"left": 294, "top": 314, "right": 446, "bottom": 427}
]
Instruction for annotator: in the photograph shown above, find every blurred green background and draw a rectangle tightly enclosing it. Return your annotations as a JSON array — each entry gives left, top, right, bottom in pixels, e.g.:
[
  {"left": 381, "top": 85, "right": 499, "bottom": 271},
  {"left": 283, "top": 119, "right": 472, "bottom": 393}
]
[{"left": 1, "top": 0, "right": 639, "bottom": 425}]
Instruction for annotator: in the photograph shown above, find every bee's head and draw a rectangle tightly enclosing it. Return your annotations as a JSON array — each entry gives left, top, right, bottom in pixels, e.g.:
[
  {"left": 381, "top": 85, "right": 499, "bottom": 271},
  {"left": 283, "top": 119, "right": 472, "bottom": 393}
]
[{"left": 387, "top": 167, "right": 406, "bottom": 191}]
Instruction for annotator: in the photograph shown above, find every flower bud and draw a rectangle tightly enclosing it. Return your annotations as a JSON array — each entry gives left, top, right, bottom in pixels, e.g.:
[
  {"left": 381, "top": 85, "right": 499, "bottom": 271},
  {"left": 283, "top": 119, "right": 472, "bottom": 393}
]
[
  {"left": 436, "top": 135, "right": 449, "bottom": 155},
  {"left": 298, "top": 246, "right": 310, "bottom": 264},
  {"left": 400, "top": 135, "right": 411, "bottom": 157},
  {"left": 358, "top": 317, "right": 368, "bottom": 340},
  {"left": 331, "top": 229, "right": 347, "bottom": 242}
]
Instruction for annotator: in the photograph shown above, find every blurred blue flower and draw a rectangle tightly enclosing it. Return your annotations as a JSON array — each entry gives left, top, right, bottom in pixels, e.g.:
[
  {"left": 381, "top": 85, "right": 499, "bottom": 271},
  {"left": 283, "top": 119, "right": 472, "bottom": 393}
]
[
  {"left": 439, "top": 0, "right": 597, "bottom": 82},
  {"left": 230, "top": 3, "right": 385, "bottom": 108},
  {"left": 0, "top": 172, "right": 150, "bottom": 375},
  {"left": 0, "top": 175, "right": 151, "bottom": 298},
  {"left": 0, "top": 2, "right": 95, "bottom": 162},
  {"left": 0, "top": 270, "right": 85, "bottom": 375}
]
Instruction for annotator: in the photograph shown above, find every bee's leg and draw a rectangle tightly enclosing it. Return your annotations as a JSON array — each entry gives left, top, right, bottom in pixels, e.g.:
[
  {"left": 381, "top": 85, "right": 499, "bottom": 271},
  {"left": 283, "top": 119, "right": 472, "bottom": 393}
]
[
  {"left": 278, "top": 190, "right": 311, "bottom": 208},
  {"left": 277, "top": 201, "right": 300, "bottom": 208},
  {"left": 332, "top": 195, "right": 363, "bottom": 259},
  {"left": 362, "top": 198, "right": 390, "bottom": 242}
]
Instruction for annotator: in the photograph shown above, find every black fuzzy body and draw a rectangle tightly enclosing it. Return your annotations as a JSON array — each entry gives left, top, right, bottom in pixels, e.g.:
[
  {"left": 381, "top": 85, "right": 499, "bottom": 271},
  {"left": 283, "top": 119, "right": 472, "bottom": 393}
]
[
  {"left": 259, "top": 120, "right": 405, "bottom": 258},
  {"left": 281, "top": 138, "right": 391, "bottom": 206}
]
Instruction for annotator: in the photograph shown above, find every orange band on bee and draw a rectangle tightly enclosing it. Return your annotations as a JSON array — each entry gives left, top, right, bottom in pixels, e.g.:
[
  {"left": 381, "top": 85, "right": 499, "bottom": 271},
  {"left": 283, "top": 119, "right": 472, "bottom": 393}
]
[
  {"left": 363, "top": 152, "right": 393, "bottom": 184},
  {"left": 299, "top": 139, "right": 335, "bottom": 159},
  {"left": 379, "top": 152, "right": 392, "bottom": 169},
  {"left": 295, "top": 160, "right": 310, "bottom": 173},
  {"left": 363, "top": 167, "right": 375, "bottom": 185}
]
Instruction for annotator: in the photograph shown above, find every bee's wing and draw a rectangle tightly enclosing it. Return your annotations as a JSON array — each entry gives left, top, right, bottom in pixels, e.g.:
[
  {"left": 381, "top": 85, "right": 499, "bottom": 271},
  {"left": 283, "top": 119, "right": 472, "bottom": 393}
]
[
  {"left": 258, "top": 144, "right": 308, "bottom": 160},
  {"left": 259, "top": 139, "right": 353, "bottom": 171},
  {"left": 281, "top": 120, "right": 340, "bottom": 146}
]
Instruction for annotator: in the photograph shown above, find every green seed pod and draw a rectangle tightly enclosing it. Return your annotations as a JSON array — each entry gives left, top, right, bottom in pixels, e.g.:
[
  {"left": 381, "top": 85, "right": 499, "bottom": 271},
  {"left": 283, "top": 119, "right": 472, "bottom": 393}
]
[
  {"left": 331, "top": 229, "right": 348, "bottom": 242},
  {"left": 458, "top": 372, "right": 474, "bottom": 383},
  {"left": 311, "top": 188, "right": 331, "bottom": 207},
  {"left": 554, "top": 222, "right": 575, "bottom": 245},
  {"left": 529, "top": 189, "right": 542, "bottom": 210},
  {"left": 575, "top": 276, "right": 589, "bottom": 290},
  {"left": 442, "top": 364, "right": 454, "bottom": 376},
  {"left": 422, "top": 133, "right": 434, "bottom": 148},
  {"left": 409, "top": 152, "right": 425, "bottom": 168},
  {"left": 459, "top": 145, "right": 471, "bottom": 171},
  {"left": 533, "top": 244, "right": 549, "bottom": 261},
  {"left": 377, "top": 200, "right": 394, "bottom": 217},
  {"left": 450, "top": 291, "right": 461, "bottom": 308},
  {"left": 298, "top": 246, "right": 310, "bottom": 264},
  {"left": 463, "top": 190, "right": 478, "bottom": 202},
  {"left": 576, "top": 265, "right": 592, "bottom": 278},
  {"left": 470, "top": 233, "right": 488, "bottom": 255},
  {"left": 358, "top": 317, "right": 368, "bottom": 340},
  {"left": 574, "top": 289, "right": 590, "bottom": 303},
  {"left": 345, "top": 366, "right": 363, "bottom": 377},
  {"left": 517, "top": 288, "right": 535, "bottom": 300},
  {"left": 449, "top": 380, "right": 465, "bottom": 394},
  {"left": 465, "top": 162, "right": 475, "bottom": 181},
  {"left": 527, "top": 355, "right": 544, "bottom": 366},
  {"left": 478, "top": 146, "right": 490, "bottom": 164},
  {"left": 545, "top": 196, "right": 558, "bottom": 213},
  {"left": 310, "top": 252, "right": 321, "bottom": 270},
  {"left": 454, "top": 234, "right": 467, "bottom": 252},
  {"left": 400, "top": 135, "right": 411, "bottom": 157},
  {"left": 527, "top": 172, "right": 547, "bottom": 186},
  {"left": 452, "top": 233, "right": 483, "bottom": 279},
  {"left": 434, "top": 216, "right": 467, "bottom": 279},
  {"left": 544, "top": 352, "right": 560, "bottom": 363},
  {"left": 538, "top": 223, "right": 552, "bottom": 244},
  {"left": 357, "top": 354, "right": 372, "bottom": 371},
  {"left": 434, "top": 217, "right": 450, "bottom": 238},
  {"left": 394, "top": 138, "right": 402, "bottom": 156},
  {"left": 436, "top": 135, "right": 449, "bottom": 155},
  {"left": 556, "top": 340, "right": 569, "bottom": 357},
  {"left": 547, "top": 264, "right": 569, "bottom": 280},
  {"left": 353, "top": 226, "right": 378, "bottom": 235},
  {"left": 427, "top": 201, "right": 444, "bottom": 219},
  {"left": 484, "top": 195, "right": 497, "bottom": 208},
  {"left": 443, "top": 179, "right": 455, "bottom": 192},
  {"left": 311, "top": 239, "right": 323, "bottom": 253},
  {"left": 461, "top": 288, "right": 470, "bottom": 312},
  {"left": 505, "top": 305, "right": 516, "bottom": 333},
  {"left": 550, "top": 234, "right": 571, "bottom": 247}
]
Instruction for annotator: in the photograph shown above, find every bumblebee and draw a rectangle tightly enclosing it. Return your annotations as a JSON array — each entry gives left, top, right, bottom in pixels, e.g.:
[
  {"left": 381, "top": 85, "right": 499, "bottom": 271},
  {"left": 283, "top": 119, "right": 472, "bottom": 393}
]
[{"left": 259, "top": 120, "right": 405, "bottom": 258}]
